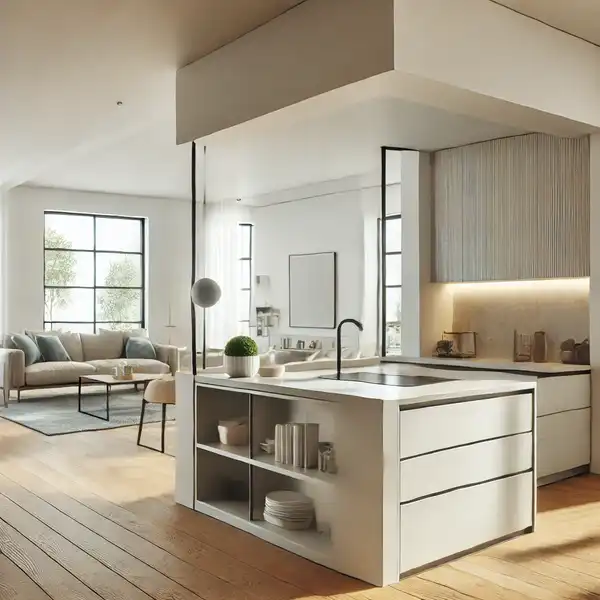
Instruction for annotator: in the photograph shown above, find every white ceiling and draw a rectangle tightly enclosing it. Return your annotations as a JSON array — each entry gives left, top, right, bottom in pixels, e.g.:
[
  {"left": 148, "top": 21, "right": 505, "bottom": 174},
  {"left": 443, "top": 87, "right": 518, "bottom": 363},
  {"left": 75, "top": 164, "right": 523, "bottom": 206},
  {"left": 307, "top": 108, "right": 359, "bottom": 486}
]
[
  {"left": 4, "top": 0, "right": 599, "bottom": 201},
  {"left": 491, "top": 0, "right": 600, "bottom": 45},
  {"left": 0, "top": 0, "right": 303, "bottom": 193},
  {"left": 203, "top": 97, "right": 526, "bottom": 202}
]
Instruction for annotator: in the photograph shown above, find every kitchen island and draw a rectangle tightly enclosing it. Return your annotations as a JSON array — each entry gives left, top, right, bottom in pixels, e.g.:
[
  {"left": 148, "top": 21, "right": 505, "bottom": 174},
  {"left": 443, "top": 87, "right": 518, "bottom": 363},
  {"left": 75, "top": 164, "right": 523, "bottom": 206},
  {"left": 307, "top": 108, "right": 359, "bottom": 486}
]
[
  {"left": 386, "top": 356, "right": 591, "bottom": 484},
  {"left": 175, "top": 363, "right": 536, "bottom": 586}
]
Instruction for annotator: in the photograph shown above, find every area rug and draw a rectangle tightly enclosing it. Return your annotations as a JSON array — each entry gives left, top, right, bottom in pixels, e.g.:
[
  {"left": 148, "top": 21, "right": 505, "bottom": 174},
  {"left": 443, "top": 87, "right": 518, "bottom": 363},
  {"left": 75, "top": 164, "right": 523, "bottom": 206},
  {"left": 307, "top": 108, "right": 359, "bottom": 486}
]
[{"left": 0, "top": 386, "right": 175, "bottom": 436}]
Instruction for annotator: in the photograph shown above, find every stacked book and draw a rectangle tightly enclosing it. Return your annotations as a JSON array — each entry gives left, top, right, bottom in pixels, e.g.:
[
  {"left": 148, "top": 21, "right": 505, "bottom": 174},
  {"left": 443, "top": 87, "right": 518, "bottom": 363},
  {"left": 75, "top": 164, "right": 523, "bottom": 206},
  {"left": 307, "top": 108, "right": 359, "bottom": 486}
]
[{"left": 274, "top": 423, "right": 319, "bottom": 468}]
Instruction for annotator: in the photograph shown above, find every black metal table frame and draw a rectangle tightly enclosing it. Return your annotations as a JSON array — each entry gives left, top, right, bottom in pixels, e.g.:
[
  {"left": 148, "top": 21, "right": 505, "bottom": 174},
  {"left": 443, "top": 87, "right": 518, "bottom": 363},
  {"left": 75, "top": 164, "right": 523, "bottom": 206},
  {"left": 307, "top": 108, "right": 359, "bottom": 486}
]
[{"left": 77, "top": 376, "right": 149, "bottom": 421}]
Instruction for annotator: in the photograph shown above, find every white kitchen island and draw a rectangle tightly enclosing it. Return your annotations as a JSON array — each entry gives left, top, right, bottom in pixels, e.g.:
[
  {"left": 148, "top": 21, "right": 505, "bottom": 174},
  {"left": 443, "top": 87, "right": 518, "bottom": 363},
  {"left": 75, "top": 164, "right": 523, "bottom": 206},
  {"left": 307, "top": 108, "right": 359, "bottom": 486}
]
[{"left": 175, "top": 363, "right": 536, "bottom": 586}]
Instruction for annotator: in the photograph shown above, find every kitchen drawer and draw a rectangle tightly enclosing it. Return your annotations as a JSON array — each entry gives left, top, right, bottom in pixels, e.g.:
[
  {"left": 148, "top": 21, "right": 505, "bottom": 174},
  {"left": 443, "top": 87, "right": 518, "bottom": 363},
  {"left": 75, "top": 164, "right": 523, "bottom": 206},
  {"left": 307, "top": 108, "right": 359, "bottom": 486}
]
[
  {"left": 537, "top": 408, "right": 590, "bottom": 479},
  {"left": 400, "top": 433, "right": 532, "bottom": 503},
  {"left": 536, "top": 375, "right": 590, "bottom": 417},
  {"left": 400, "top": 393, "right": 533, "bottom": 459},
  {"left": 400, "top": 472, "right": 533, "bottom": 574}
]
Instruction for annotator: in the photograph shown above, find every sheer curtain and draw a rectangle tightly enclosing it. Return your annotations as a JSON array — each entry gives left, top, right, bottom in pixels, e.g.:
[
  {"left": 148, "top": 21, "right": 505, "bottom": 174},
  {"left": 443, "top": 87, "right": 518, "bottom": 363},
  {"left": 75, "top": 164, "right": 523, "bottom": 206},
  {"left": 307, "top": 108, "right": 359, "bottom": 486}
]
[
  {"left": 0, "top": 189, "right": 8, "bottom": 343},
  {"left": 204, "top": 200, "right": 249, "bottom": 349}
]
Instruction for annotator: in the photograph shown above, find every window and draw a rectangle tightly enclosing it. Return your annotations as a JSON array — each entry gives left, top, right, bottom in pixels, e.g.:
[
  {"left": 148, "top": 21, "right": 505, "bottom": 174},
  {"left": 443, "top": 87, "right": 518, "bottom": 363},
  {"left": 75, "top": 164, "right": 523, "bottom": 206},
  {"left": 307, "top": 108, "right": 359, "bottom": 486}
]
[
  {"left": 382, "top": 214, "right": 402, "bottom": 354},
  {"left": 44, "top": 212, "right": 145, "bottom": 333},
  {"left": 238, "top": 223, "right": 253, "bottom": 335}
]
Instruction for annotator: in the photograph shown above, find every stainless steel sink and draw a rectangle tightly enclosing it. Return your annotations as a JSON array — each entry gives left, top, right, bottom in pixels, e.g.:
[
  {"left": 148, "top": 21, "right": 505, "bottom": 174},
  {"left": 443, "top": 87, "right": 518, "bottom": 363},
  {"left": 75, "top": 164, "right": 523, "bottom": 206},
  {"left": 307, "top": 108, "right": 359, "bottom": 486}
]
[{"left": 319, "top": 372, "right": 455, "bottom": 387}]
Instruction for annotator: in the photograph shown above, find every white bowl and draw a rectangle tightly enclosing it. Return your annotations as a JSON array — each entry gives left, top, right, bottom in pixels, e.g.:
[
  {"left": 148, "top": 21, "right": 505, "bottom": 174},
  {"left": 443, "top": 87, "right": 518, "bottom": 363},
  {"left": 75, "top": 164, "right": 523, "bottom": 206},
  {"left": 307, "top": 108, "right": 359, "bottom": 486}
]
[{"left": 259, "top": 364, "right": 285, "bottom": 378}]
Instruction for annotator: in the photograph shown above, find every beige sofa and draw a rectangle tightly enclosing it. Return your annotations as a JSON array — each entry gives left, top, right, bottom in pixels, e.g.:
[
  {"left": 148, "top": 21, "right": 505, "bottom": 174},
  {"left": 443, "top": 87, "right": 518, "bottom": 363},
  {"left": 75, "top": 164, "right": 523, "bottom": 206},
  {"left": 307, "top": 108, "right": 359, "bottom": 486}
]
[{"left": 0, "top": 330, "right": 178, "bottom": 406}]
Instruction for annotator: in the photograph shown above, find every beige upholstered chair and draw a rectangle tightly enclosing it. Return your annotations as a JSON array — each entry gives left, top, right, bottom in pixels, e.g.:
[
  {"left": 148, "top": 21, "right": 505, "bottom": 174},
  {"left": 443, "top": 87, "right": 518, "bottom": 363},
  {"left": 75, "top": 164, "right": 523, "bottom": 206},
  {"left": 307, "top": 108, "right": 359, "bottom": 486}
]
[{"left": 137, "top": 375, "right": 175, "bottom": 453}]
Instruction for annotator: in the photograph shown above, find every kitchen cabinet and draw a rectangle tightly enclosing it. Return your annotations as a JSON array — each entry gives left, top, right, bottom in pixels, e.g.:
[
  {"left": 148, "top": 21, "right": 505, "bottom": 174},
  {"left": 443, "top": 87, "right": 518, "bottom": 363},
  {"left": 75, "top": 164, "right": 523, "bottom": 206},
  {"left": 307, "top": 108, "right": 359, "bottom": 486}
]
[{"left": 433, "top": 133, "right": 589, "bottom": 282}]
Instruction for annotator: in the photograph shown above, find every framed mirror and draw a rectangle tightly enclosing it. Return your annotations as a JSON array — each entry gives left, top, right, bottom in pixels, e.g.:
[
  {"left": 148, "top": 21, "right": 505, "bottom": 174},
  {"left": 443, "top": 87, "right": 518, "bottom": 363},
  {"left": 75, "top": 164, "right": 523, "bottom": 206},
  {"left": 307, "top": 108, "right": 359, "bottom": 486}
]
[{"left": 288, "top": 252, "right": 337, "bottom": 329}]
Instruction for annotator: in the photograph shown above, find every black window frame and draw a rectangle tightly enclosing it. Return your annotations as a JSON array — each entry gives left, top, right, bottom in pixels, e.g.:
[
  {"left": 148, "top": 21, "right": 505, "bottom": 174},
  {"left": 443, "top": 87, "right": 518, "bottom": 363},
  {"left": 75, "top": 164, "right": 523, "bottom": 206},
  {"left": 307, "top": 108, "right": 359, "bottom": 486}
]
[
  {"left": 238, "top": 222, "right": 253, "bottom": 334},
  {"left": 43, "top": 211, "right": 146, "bottom": 333},
  {"left": 379, "top": 213, "right": 402, "bottom": 356}
]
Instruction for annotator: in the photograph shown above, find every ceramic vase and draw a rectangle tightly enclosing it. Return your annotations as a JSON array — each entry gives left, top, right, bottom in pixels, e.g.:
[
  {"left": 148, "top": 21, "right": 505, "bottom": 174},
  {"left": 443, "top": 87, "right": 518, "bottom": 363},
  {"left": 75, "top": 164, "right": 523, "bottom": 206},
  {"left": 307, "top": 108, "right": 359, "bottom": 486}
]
[{"left": 224, "top": 355, "right": 260, "bottom": 378}]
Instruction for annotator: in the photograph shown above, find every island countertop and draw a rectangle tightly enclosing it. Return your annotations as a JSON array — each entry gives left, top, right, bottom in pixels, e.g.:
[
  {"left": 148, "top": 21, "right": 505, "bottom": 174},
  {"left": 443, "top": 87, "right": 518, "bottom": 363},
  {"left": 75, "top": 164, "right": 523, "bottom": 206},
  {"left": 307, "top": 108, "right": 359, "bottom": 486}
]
[
  {"left": 384, "top": 355, "right": 590, "bottom": 376},
  {"left": 194, "top": 362, "right": 535, "bottom": 409}
]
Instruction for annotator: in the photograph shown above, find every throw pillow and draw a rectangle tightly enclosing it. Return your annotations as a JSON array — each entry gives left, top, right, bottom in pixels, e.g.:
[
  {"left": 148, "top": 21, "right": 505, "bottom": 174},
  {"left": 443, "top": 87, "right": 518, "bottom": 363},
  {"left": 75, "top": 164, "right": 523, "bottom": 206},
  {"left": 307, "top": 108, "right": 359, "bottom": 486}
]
[
  {"left": 80, "top": 331, "right": 124, "bottom": 361},
  {"left": 36, "top": 335, "right": 71, "bottom": 362},
  {"left": 11, "top": 333, "right": 42, "bottom": 366},
  {"left": 125, "top": 336, "right": 157, "bottom": 360}
]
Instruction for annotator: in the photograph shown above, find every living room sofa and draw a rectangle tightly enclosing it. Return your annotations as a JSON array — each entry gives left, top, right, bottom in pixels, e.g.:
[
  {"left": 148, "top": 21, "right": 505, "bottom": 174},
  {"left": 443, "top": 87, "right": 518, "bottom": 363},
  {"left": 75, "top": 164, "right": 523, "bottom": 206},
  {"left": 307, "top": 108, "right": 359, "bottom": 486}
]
[{"left": 0, "top": 330, "right": 178, "bottom": 406}]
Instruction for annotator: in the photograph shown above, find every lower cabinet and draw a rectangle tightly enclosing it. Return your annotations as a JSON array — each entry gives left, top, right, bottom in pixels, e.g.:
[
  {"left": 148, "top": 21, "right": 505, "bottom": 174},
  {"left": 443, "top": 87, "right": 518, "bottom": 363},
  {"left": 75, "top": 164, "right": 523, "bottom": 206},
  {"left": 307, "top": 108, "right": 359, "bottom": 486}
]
[
  {"left": 537, "top": 408, "right": 590, "bottom": 480},
  {"left": 400, "top": 472, "right": 533, "bottom": 574}
]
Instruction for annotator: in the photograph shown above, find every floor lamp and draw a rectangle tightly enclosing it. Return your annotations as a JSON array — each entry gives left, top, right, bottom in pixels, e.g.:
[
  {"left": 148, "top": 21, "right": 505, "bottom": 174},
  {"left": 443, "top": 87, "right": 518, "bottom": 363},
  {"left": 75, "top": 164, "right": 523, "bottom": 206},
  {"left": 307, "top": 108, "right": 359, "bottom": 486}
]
[{"left": 191, "top": 277, "right": 221, "bottom": 370}]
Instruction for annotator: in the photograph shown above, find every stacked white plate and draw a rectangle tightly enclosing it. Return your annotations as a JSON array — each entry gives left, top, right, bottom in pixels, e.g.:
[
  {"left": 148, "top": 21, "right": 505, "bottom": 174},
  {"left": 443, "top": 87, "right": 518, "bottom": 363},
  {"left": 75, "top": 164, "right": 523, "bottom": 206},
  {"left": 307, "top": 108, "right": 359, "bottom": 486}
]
[{"left": 263, "top": 490, "right": 314, "bottom": 530}]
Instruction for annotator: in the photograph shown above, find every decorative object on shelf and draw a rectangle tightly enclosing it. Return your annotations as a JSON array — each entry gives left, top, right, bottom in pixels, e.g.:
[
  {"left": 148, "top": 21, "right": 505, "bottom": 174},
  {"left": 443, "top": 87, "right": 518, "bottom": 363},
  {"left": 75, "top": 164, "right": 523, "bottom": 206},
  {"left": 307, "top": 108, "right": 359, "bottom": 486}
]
[
  {"left": 434, "top": 339, "right": 454, "bottom": 357},
  {"left": 223, "top": 335, "right": 260, "bottom": 378},
  {"left": 274, "top": 424, "right": 284, "bottom": 463},
  {"left": 303, "top": 423, "right": 319, "bottom": 468},
  {"left": 258, "top": 364, "right": 285, "bottom": 378},
  {"left": 318, "top": 442, "right": 338, "bottom": 474},
  {"left": 263, "top": 490, "right": 315, "bottom": 531},
  {"left": 292, "top": 423, "right": 304, "bottom": 467},
  {"left": 259, "top": 439, "right": 275, "bottom": 454},
  {"left": 217, "top": 418, "right": 248, "bottom": 446},
  {"left": 513, "top": 330, "right": 533, "bottom": 362},
  {"left": 560, "top": 338, "right": 590, "bottom": 365},
  {"left": 532, "top": 331, "right": 547, "bottom": 363},
  {"left": 272, "top": 422, "right": 321, "bottom": 470},
  {"left": 191, "top": 277, "right": 222, "bottom": 371},
  {"left": 438, "top": 331, "right": 477, "bottom": 358},
  {"left": 256, "top": 305, "right": 280, "bottom": 338}
]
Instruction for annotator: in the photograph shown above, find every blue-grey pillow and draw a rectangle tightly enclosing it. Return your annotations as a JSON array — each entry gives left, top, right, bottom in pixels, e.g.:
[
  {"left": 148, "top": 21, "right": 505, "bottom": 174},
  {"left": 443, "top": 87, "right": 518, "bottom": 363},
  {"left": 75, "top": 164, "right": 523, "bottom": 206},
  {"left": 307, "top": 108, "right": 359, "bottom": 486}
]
[
  {"left": 11, "top": 333, "right": 42, "bottom": 367},
  {"left": 36, "top": 335, "right": 71, "bottom": 362},
  {"left": 125, "top": 336, "right": 156, "bottom": 360}
]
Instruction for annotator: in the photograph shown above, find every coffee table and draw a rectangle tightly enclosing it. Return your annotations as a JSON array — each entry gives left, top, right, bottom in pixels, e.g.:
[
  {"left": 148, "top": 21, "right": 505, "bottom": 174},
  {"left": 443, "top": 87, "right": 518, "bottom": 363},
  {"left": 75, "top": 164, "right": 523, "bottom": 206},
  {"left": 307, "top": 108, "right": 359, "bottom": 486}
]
[{"left": 78, "top": 373, "right": 165, "bottom": 421}]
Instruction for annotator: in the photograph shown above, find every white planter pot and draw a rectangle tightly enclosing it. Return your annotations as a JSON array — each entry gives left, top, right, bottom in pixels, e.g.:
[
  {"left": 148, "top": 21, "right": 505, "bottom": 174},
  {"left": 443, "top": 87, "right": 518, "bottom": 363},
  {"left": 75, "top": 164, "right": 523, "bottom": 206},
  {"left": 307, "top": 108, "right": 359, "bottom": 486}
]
[{"left": 224, "top": 355, "right": 260, "bottom": 378}]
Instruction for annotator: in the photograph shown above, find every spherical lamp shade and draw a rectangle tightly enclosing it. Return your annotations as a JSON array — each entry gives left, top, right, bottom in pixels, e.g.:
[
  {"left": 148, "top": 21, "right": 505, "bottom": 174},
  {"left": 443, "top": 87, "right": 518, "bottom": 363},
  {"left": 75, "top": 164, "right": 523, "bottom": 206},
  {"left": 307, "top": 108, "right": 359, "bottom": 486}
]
[{"left": 191, "top": 278, "right": 221, "bottom": 308}]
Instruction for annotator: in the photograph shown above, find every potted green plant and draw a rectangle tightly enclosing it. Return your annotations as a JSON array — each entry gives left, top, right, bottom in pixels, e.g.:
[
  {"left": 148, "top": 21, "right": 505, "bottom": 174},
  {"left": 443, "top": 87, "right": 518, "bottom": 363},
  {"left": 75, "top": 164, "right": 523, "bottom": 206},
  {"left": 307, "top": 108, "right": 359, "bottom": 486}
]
[{"left": 224, "top": 335, "right": 260, "bottom": 378}]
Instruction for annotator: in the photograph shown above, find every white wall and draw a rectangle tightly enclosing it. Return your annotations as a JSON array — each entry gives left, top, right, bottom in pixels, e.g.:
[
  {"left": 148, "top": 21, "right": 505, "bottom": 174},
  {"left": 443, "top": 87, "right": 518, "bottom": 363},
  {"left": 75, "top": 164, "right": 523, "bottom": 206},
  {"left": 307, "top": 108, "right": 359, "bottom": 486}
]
[
  {"left": 6, "top": 186, "right": 192, "bottom": 348},
  {"left": 451, "top": 280, "right": 589, "bottom": 361},
  {"left": 252, "top": 185, "right": 379, "bottom": 353}
]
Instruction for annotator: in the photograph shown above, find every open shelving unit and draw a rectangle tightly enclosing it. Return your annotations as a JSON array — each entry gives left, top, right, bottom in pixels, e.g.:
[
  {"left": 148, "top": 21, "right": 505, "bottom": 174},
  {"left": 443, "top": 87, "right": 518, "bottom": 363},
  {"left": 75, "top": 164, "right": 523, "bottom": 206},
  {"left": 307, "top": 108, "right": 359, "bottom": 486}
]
[{"left": 194, "top": 385, "right": 336, "bottom": 561}]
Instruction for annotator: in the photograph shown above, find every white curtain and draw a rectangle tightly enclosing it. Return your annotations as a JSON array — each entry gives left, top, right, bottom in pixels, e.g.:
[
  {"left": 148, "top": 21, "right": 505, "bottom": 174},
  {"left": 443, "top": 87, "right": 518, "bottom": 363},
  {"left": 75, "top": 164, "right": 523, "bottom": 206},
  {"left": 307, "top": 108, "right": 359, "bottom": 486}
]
[
  {"left": 204, "top": 200, "right": 249, "bottom": 349},
  {"left": 0, "top": 189, "right": 8, "bottom": 343}
]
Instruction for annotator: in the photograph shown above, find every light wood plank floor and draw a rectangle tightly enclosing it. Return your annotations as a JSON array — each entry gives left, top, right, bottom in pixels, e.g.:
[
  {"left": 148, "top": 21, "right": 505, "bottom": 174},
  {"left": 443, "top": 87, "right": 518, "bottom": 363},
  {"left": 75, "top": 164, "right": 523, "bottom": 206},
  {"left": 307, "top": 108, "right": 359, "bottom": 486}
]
[{"left": 0, "top": 417, "right": 600, "bottom": 600}]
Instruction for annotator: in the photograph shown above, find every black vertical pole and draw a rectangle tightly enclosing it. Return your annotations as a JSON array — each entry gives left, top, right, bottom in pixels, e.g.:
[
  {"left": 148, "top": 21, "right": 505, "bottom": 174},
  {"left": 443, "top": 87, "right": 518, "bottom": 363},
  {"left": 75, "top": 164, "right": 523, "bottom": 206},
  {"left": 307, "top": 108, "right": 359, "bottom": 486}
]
[
  {"left": 380, "top": 146, "right": 387, "bottom": 358},
  {"left": 191, "top": 142, "right": 197, "bottom": 375}
]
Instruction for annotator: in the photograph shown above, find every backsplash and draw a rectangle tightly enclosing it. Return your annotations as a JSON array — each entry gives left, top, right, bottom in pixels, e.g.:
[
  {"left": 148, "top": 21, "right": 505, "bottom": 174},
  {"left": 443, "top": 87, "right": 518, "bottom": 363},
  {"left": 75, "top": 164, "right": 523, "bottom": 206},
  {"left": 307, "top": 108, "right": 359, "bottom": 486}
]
[{"left": 451, "top": 279, "right": 589, "bottom": 361}]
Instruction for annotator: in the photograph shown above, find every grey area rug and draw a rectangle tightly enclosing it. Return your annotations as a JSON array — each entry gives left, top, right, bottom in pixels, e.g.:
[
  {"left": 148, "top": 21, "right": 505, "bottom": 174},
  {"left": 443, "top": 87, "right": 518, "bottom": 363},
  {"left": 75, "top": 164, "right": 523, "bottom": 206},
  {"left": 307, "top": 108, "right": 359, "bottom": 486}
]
[{"left": 0, "top": 385, "right": 175, "bottom": 436}]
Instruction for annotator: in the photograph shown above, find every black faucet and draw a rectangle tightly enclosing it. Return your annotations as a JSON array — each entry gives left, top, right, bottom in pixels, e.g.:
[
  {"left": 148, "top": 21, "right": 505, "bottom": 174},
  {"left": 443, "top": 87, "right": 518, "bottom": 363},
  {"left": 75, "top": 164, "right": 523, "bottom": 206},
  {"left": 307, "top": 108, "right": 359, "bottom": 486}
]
[{"left": 336, "top": 318, "right": 363, "bottom": 380}]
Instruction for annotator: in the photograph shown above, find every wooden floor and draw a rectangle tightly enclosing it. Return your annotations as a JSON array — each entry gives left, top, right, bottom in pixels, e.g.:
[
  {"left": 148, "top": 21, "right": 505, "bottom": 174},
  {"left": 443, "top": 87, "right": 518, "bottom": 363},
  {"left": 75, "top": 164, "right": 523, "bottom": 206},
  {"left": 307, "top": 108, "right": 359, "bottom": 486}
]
[{"left": 1, "top": 419, "right": 600, "bottom": 600}]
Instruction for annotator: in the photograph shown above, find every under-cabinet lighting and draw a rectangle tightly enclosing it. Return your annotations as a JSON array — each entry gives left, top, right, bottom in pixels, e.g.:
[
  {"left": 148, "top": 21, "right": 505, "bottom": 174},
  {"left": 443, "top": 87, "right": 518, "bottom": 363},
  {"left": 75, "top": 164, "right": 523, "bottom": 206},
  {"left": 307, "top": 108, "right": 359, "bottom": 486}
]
[{"left": 449, "top": 278, "right": 589, "bottom": 293}]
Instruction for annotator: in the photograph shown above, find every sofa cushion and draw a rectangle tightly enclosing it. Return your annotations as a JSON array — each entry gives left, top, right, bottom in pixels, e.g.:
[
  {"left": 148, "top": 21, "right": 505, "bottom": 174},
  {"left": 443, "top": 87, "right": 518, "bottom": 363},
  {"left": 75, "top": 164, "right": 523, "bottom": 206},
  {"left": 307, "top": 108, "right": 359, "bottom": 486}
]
[
  {"left": 24, "top": 330, "right": 84, "bottom": 362},
  {"left": 36, "top": 335, "right": 71, "bottom": 362},
  {"left": 12, "top": 333, "right": 42, "bottom": 367},
  {"left": 125, "top": 337, "right": 156, "bottom": 360},
  {"left": 25, "top": 361, "right": 96, "bottom": 386},
  {"left": 87, "top": 358, "right": 170, "bottom": 375},
  {"left": 80, "top": 332, "right": 124, "bottom": 361}
]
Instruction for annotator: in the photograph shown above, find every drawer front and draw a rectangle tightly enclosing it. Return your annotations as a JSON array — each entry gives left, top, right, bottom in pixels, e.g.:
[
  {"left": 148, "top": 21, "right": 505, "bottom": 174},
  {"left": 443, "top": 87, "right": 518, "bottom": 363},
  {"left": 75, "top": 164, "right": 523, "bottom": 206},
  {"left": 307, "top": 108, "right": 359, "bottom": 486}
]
[
  {"left": 537, "top": 408, "right": 590, "bottom": 479},
  {"left": 400, "top": 394, "right": 532, "bottom": 459},
  {"left": 400, "top": 472, "right": 533, "bottom": 574},
  {"left": 536, "top": 375, "right": 590, "bottom": 417},
  {"left": 400, "top": 433, "right": 532, "bottom": 503}
]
